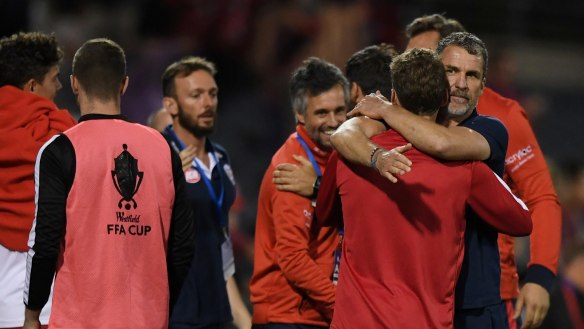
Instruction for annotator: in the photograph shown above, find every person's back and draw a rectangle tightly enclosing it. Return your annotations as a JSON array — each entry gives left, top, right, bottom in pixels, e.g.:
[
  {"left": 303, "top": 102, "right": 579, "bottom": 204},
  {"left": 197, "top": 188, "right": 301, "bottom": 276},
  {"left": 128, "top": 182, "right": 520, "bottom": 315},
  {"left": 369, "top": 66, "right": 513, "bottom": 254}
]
[
  {"left": 333, "top": 128, "right": 533, "bottom": 328},
  {"left": 318, "top": 48, "right": 531, "bottom": 329},
  {"left": 49, "top": 119, "right": 177, "bottom": 327},
  {"left": 24, "top": 38, "right": 194, "bottom": 329}
]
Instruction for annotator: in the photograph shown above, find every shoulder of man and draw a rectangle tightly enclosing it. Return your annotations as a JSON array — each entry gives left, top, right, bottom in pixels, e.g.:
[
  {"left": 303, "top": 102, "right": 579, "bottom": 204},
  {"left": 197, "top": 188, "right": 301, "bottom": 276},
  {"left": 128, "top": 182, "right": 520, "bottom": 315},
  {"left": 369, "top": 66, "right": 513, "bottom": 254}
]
[{"left": 477, "top": 87, "right": 525, "bottom": 123}]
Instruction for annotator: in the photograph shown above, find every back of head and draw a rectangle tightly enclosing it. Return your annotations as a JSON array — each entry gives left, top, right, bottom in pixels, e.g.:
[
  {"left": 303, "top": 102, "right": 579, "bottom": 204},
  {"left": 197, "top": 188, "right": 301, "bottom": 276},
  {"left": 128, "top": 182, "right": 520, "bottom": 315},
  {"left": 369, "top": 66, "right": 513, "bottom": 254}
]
[
  {"left": 289, "top": 57, "right": 350, "bottom": 116},
  {"left": 0, "top": 32, "right": 63, "bottom": 88},
  {"left": 161, "top": 56, "right": 216, "bottom": 98},
  {"left": 390, "top": 48, "right": 448, "bottom": 115},
  {"left": 436, "top": 32, "right": 489, "bottom": 80},
  {"left": 72, "top": 38, "right": 126, "bottom": 101},
  {"left": 405, "top": 14, "right": 465, "bottom": 39},
  {"left": 345, "top": 43, "right": 397, "bottom": 98}
]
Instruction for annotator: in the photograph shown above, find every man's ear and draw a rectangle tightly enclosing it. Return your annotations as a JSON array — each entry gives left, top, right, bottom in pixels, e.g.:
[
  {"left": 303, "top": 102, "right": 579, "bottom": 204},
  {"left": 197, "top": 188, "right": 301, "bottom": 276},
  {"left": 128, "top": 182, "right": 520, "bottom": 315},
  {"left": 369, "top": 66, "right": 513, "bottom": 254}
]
[
  {"left": 70, "top": 75, "right": 79, "bottom": 95},
  {"left": 163, "top": 96, "right": 178, "bottom": 116},
  {"left": 120, "top": 76, "right": 129, "bottom": 95},
  {"left": 295, "top": 111, "right": 305, "bottom": 124},
  {"left": 23, "top": 79, "right": 35, "bottom": 92},
  {"left": 351, "top": 82, "right": 364, "bottom": 103},
  {"left": 390, "top": 89, "right": 399, "bottom": 105}
]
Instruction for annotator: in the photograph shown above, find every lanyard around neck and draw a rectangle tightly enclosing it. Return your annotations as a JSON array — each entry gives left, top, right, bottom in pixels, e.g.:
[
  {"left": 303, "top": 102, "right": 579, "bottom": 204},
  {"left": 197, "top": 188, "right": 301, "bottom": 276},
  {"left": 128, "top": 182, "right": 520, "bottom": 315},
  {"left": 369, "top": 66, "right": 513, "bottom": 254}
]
[
  {"left": 296, "top": 134, "right": 322, "bottom": 177},
  {"left": 164, "top": 125, "right": 227, "bottom": 227}
]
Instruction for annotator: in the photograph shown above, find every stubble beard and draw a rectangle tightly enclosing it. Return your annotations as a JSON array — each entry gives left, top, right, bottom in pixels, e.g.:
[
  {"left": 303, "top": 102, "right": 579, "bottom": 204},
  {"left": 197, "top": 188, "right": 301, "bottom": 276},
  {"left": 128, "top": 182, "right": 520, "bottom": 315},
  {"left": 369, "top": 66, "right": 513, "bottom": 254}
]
[{"left": 177, "top": 106, "right": 216, "bottom": 138}]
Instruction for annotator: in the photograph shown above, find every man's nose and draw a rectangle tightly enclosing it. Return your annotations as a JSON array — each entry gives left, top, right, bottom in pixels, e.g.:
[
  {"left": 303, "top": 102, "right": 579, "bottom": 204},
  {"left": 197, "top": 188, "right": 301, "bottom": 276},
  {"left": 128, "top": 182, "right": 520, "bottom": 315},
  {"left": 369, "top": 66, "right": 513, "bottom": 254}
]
[
  {"left": 454, "top": 73, "right": 468, "bottom": 89},
  {"left": 327, "top": 111, "right": 345, "bottom": 127}
]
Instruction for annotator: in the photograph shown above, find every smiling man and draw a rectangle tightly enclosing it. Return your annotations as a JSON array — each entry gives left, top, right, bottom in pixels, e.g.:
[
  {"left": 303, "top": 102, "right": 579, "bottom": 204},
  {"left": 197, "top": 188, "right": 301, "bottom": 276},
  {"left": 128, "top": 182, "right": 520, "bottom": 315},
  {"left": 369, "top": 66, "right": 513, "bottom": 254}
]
[{"left": 250, "top": 57, "right": 350, "bottom": 329}]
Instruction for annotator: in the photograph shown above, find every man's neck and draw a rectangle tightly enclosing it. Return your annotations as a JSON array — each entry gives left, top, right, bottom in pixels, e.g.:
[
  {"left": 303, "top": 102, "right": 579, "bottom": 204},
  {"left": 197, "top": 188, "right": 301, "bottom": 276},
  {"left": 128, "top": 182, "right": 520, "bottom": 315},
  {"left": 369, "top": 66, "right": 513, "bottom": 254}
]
[
  {"left": 173, "top": 122, "right": 209, "bottom": 165},
  {"left": 78, "top": 94, "right": 122, "bottom": 116}
]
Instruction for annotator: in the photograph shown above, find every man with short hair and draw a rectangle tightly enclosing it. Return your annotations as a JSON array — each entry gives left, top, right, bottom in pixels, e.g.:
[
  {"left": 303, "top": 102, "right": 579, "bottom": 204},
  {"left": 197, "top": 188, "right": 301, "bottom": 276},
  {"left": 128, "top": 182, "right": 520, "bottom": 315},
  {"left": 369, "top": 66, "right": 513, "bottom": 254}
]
[
  {"left": 272, "top": 43, "right": 408, "bottom": 195},
  {"left": 23, "top": 38, "right": 195, "bottom": 328},
  {"left": 161, "top": 56, "right": 251, "bottom": 329},
  {"left": 250, "top": 57, "right": 349, "bottom": 329},
  {"left": 338, "top": 15, "right": 561, "bottom": 328},
  {"left": 0, "top": 31, "right": 75, "bottom": 329},
  {"left": 345, "top": 43, "right": 397, "bottom": 104},
  {"left": 335, "top": 31, "right": 515, "bottom": 328},
  {"left": 317, "top": 46, "right": 532, "bottom": 329}
]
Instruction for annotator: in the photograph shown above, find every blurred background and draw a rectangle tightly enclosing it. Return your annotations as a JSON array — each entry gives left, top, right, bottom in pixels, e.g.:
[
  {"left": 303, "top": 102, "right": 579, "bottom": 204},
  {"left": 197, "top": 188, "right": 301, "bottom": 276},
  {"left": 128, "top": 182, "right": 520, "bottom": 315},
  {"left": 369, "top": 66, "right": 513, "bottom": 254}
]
[{"left": 2, "top": 0, "right": 583, "bottom": 312}]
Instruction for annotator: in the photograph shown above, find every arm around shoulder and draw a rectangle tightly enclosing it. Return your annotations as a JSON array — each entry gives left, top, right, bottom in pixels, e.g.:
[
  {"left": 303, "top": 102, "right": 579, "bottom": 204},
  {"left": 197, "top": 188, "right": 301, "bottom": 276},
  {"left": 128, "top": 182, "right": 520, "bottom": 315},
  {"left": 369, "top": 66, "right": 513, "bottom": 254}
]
[{"left": 330, "top": 117, "right": 386, "bottom": 167}]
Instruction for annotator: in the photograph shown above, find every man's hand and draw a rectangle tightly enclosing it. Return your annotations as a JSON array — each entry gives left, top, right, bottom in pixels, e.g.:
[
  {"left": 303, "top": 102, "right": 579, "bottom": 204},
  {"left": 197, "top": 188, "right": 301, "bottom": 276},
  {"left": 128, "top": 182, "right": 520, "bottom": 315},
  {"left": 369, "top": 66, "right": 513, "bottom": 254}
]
[
  {"left": 273, "top": 154, "right": 318, "bottom": 197},
  {"left": 374, "top": 144, "right": 413, "bottom": 183},
  {"left": 513, "top": 283, "right": 550, "bottom": 329},
  {"left": 179, "top": 145, "right": 197, "bottom": 172},
  {"left": 23, "top": 308, "right": 41, "bottom": 329},
  {"left": 348, "top": 91, "right": 393, "bottom": 119}
]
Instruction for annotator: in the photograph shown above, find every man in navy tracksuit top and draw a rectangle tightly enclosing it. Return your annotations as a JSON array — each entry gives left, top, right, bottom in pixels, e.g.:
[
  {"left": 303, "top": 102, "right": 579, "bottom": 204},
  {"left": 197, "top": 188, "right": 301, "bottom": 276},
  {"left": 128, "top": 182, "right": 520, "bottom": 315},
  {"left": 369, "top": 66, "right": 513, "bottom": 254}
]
[{"left": 161, "top": 56, "right": 251, "bottom": 329}]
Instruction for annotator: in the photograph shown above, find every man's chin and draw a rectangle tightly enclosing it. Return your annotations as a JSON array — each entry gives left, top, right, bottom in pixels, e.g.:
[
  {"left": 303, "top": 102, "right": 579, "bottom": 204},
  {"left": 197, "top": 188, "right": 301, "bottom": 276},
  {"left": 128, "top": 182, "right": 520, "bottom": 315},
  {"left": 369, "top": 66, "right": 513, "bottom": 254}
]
[
  {"left": 189, "top": 126, "right": 214, "bottom": 137},
  {"left": 447, "top": 106, "right": 472, "bottom": 118},
  {"left": 317, "top": 138, "right": 333, "bottom": 151}
]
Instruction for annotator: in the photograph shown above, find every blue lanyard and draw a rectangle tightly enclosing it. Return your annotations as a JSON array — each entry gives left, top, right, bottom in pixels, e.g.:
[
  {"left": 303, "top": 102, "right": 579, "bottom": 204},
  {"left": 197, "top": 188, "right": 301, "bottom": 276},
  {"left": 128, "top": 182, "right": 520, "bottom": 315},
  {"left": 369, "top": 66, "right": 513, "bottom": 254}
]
[
  {"left": 295, "top": 134, "right": 322, "bottom": 177},
  {"left": 164, "top": 125, "right": 227, "bottom": 227}
]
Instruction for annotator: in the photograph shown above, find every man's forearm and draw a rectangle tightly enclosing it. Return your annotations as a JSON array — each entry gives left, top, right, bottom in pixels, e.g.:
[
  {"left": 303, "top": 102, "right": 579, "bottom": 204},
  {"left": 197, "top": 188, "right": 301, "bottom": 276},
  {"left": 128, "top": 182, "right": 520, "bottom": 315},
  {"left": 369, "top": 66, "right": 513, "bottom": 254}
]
[
  {"left": 380, "top": 105, "right": 491, "bottom": 161},
  {"left": 330, "top": 118, "right": 382, "bottom": 166},
  {"left": 23, "top": 308, "right": 42, "bottom": 329}
]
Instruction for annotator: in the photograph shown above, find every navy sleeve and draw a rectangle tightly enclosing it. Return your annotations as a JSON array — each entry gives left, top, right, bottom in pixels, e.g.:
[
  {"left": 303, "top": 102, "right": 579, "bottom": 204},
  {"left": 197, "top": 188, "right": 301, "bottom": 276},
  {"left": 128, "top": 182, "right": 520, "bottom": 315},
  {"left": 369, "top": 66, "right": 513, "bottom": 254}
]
[
  {"left": 465, "top": 115, "right": 508, "bottom": 176},
  {"left": 24, "top": 134, "right": 75, "bottom": 310},
  {"left": 167, "top": 146, "right": 195, "bottom": 312}
]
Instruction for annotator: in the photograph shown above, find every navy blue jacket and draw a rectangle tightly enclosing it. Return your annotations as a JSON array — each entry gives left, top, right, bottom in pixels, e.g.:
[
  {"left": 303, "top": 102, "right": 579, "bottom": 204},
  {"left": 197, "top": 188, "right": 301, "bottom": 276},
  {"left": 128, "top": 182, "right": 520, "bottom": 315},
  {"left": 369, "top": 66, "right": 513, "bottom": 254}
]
[
  {"left": 454, "top": 109, "right": 509, "bottom": 309},
  {"left": 165, "top": 134, "right": 236, "bottom": 329}
]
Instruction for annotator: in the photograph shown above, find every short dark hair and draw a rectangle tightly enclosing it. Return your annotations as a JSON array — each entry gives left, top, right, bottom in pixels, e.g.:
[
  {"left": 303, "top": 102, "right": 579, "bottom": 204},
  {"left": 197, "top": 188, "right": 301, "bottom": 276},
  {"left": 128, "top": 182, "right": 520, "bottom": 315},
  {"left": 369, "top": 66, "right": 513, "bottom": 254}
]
[
  {"left": 345, "top": 43, "right": 397, "bottom": 98},
  {"left": 162, "top": 56, "right": 216, "bottom": 98},
  {"left": 436, "top": 32, "right": 489, "bottom": 80},
  {"left": 289, "top": 57, "right": 350, "bottom": 116},
  {"left": 0, "top": 32, "right": 63, "bottom": 88},
  {"left": 390, "top": 48, "right": 448, "bottom": 115},
  {"left": 405, "top": 14, "right": 465, "bottom": 40},
  {"left": 72, "top": 38, "right": 126, "bottom": 101}
]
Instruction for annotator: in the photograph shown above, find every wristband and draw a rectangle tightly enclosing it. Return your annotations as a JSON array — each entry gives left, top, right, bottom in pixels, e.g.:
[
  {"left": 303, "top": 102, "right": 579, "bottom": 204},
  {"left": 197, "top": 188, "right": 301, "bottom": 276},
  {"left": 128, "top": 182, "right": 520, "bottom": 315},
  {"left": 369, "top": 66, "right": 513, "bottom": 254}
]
[{"left": 370, "top": 147, "right": 383, "bottom": 169}]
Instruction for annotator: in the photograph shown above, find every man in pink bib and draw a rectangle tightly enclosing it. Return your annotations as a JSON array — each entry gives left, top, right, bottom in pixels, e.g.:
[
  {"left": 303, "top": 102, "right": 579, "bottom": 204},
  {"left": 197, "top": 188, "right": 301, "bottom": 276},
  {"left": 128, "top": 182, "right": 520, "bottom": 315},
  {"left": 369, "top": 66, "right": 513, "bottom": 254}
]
[{"left": 23, "top": 38, "right": 195, "bottom": 329}]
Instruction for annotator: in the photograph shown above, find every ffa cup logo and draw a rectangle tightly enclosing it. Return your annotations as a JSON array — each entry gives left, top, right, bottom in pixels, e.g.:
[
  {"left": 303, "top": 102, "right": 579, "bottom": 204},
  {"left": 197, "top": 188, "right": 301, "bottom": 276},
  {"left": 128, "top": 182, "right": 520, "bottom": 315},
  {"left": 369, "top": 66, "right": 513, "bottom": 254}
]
[{"left": 111, "top": 144, "right": 144, "bottom": 210}]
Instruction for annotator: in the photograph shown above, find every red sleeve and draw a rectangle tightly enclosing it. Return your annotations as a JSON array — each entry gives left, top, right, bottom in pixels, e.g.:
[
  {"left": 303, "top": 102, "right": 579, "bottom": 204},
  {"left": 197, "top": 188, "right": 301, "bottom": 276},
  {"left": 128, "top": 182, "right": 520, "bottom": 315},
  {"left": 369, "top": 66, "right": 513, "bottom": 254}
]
[
  {"left": 503, "top": 104, "right": 561, "bottom": 274},
  {"left": 272, "top": 178, "right": 336, "bottom": 318},
  {"left": 467, "top": 161, "right": 533, "bottom": 236},
  {"left": 315, "top": 153, "right": 342, "bottom": 229}
]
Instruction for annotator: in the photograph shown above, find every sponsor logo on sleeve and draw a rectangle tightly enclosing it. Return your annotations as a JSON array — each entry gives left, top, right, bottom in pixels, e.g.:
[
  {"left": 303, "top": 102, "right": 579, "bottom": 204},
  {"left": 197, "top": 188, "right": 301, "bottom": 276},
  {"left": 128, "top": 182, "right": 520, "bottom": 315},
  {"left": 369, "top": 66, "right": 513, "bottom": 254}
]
[{"left": 505, "top": 145, "right": 535, "bottom": 173}]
